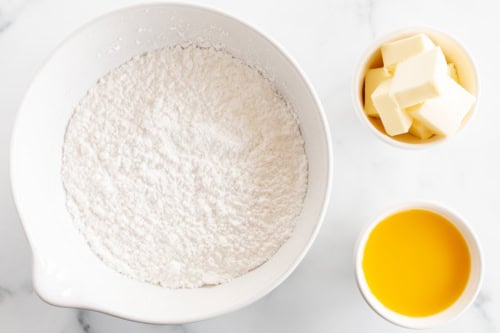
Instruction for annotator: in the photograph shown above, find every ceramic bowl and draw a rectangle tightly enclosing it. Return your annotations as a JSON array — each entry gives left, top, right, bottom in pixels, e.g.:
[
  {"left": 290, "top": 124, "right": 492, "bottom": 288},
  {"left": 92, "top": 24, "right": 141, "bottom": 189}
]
[
  {"left": 10, "top": 3, "right": 332, "bottom": 324},
  {"left": 352, "top": 27, "right": 479, "bottom": 149},
  {"left": 354, "top": 202, "right": 483, "bottom": 329}
]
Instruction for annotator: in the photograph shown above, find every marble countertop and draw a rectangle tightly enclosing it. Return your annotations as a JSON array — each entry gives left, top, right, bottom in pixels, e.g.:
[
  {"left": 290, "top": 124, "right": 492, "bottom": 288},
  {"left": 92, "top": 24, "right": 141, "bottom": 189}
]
[{"left": 1, "top": 0, "right": 499, "bottom": 332}]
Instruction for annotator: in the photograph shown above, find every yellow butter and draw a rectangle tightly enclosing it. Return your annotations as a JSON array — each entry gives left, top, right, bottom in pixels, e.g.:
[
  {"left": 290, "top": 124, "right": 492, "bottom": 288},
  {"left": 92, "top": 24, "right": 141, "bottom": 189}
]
[
  {"left": 390, "top": 47, "right": 448, "bottom": 108},
  {"left": 363, "top": 209, "right": 471, "bottom": 317},
  {"left": 381, "top": 33, "right": 435, "bottom": 69},
  {"left": 448, "top": 63, "right": 459, "bottom": 83},
  {"left": 364, "top": 68, "right": 392, "bottom": 116},
  {"left": 407, "top": 105, "right": 433, "bottom": 139},
  {"left": 407, "top": 77, "right": 475, "bottom": 137},
  {"left": 372, "top": 79, "right": 413, "bottom": 136},
  {"left": 409, "top": 118, "right": 434, "bottom": 139}
]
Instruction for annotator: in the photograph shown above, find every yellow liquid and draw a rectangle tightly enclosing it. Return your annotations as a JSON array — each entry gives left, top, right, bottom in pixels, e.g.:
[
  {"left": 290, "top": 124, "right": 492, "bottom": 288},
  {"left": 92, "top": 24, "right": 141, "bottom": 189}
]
[{"left": 362, "top": 209, "right": 471, "bottom": 317}]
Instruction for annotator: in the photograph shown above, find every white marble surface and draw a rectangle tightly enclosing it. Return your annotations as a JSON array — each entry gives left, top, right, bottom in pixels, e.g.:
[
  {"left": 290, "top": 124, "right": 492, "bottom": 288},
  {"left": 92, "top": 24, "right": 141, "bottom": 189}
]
[{"left": 1, "top": 0, "right": 499, "bottom": 331}]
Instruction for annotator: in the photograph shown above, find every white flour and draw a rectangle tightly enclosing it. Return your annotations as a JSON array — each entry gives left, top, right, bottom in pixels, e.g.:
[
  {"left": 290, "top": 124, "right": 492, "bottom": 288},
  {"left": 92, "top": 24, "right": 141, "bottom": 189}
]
[{"left": 62, "top": 45, "right": 308, "bottom": 288}]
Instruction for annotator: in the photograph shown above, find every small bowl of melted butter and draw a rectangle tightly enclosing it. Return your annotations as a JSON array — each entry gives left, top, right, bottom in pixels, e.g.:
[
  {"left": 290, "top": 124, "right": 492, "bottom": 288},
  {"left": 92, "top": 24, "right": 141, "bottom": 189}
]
[{"left": 354, "top": 202, "right": 483, "bottom": 329}]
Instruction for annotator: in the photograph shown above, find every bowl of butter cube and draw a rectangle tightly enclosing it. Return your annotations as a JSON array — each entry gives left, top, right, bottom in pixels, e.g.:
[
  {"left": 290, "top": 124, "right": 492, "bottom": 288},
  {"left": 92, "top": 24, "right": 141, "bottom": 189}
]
[{"left": 353, "top": 27, "right": 479, "bottom": 148}]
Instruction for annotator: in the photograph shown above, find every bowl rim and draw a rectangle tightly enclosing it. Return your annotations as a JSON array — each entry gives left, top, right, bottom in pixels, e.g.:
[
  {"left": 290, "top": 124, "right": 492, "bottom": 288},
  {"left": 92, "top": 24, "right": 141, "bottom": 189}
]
[
  {"left": 9, "top": 1, "right": 333, "bottom": 324},
  {"left": 353, "top": 201, "right": 483, "bottom": 329},
  {"left": 351, "top": 26, "right": 480, "bottom": 150}
]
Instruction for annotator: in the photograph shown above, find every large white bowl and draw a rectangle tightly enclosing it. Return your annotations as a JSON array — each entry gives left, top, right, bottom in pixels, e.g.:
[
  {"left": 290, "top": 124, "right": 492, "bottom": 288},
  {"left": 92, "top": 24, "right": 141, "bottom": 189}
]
[{"left": 10, "top": 3, "right": 332, "bottom": 324}]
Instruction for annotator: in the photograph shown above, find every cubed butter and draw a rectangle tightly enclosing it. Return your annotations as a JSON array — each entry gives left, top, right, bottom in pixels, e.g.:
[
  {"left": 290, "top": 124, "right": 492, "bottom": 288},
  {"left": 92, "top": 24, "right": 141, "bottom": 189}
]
[
  {"left": 448, "top": 63, "right": 459, "bottom": 83},
  {"left": 364, "top": 67, "right": 392, "bottom": 116},
  {"left": 407, "top": 105, "right": 434, "bottom": 139},
  {"left": 381, "top": 33, "right": 435, "bottom": 69},
  {"left": 390, "top": 47, "right": 448, "bottom": 108},
  {"left": 372, "top": 79, "right": 413, "bottom": 136},
  {"left": 407, "top": 77, "right": 475, "bottom": 137},
  {"left": 409, "top": 118, "right": 434, "bottom": 139}
]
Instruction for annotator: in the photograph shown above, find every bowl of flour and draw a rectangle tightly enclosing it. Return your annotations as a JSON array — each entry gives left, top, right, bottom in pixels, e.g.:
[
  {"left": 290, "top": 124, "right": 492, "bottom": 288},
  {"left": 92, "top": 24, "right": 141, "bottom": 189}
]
[{"left": 10, "top": 3, "right": 332, "bottom": 323}]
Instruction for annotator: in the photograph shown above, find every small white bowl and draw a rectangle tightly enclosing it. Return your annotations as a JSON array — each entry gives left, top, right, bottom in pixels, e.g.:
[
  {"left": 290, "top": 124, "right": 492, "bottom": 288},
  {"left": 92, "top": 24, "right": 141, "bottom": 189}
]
[
  {"left": 354, "top": 202, "right": 483, "bottom": 329},
  {"left": 352, "top": 27, "right": 479, "bottom": 149},
  {"left": 10, "top": 3, "right": 333, "bottom": 324}
]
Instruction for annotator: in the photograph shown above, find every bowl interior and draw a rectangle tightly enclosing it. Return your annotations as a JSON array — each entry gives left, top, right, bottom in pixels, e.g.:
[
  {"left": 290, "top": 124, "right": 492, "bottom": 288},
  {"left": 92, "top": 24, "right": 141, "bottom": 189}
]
[
  {"left": 355, "top": 203, "right": 482, "bottom": 329},
  {"left": 10, "top": 4, "right": 331, "bottom": 323},
  {"left": 353, "top": 27, "right": 479, "bottom": 148}
]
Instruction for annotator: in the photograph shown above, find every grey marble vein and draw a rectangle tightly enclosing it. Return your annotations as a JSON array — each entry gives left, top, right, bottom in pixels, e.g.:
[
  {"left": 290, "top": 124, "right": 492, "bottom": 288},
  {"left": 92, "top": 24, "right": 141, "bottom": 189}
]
[
  {"left": 355, "top": 0, "right": 377, "bottom": 38},
  {"left": 0, "top": 0, "right": 28, "bottom": 34},
  {"left": 77, "top": 311, "right": 92, "bottom": 333},
  {"left": 73, "top": 310, "right": 188, "bottom": 333},
  {"left": 0, "top": 19, "right": 11, "bottom": 33},
  {"left": 0, "top": 285, "right": 12, "bottom": 302},
  {"left": 365, "top": 0, "right": 376, "bottom": 38},
  {"left": 167, "top": 325, "right": 187, "bottom": 333},
  {"left": 0, "top": 7, "right": 11, "bottom": 33},
  {"left": 473, "top": 292, "right": 496, "bottom": 332}
]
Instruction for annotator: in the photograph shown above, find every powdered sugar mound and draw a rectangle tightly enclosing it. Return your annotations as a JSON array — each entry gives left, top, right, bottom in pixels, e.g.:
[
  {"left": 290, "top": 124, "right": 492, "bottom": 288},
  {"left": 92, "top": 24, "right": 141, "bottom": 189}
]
[{"left": 62, "top": 45, "right": 308, "bottom": 288}]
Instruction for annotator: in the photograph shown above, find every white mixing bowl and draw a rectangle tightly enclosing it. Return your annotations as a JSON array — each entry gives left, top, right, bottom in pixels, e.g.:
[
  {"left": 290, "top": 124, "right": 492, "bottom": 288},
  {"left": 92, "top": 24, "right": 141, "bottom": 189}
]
[{"left": 10, "top": 3, "right": 332, "bottom": 324}]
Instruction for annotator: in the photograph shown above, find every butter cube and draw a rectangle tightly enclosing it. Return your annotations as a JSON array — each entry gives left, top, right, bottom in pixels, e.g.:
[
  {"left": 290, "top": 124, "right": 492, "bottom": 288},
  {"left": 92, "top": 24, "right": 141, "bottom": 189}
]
[
  {"left": 407, "top": 77, "right": 475, "bottom": 137},
  {"left": 372, "top": 79, "right": 413, "bottom": 136},
  {"left": 409, "top": 119, "right": 434, "bottom": 139},
  {"left": 381, "top": 34, "right": 435, "bottom": 69},
  {"left": 448, "top": 63, "right": 459, "bottom": 83},
  {"left": 407, "top": 105, "right": 434, "bottom": 139},
  {"left": 390, "top": 47, "right": 448, "bottom": 108},
  {"left": 364, "top": 68, "right": 392, "bottom": 116}
]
